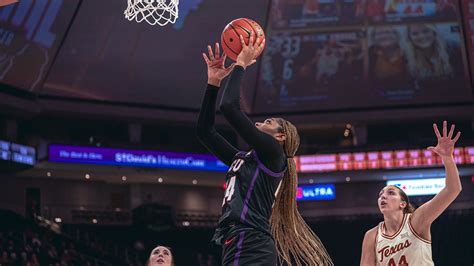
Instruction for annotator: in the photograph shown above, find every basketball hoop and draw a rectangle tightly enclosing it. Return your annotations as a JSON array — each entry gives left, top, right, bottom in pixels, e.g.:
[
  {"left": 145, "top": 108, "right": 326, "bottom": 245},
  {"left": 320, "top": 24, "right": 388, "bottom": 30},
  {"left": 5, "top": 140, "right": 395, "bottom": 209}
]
[{"left": 124, "top": 0, "right": 179, "bottom": 26}]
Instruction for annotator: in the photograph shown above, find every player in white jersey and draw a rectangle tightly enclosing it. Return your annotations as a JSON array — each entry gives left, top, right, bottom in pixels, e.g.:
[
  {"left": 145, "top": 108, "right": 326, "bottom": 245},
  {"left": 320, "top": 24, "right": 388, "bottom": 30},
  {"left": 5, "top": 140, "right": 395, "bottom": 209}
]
[{"left": 360, "top": 121, "right": 462, "bottom": 266}]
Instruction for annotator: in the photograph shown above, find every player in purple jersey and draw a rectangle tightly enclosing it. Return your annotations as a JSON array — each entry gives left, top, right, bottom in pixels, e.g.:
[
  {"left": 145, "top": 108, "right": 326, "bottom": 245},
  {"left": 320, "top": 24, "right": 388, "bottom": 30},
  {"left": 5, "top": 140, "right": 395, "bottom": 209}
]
[{"left": 197, "top": 32, "right": 333, "bottom": 266}]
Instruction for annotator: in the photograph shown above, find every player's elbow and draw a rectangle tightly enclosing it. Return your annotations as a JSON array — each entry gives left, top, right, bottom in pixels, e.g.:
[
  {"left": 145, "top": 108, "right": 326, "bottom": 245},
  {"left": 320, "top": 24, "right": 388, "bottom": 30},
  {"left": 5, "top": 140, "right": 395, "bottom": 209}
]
[
  {"left": 444, "top": 184, "right": 462, "bottom": 200},
  {"left": 196, "top": 132, "right": 209, "bottom": 148},
  {"left": 196, "top": 125, "right": 215, "bottom": 145},
  {"left": 196, "top": 127, "right": 209, "bottom": 142},
  {"left": 448, "top": 181, "right": 463, "bottom": 194},
  {"left": 219, "top": 102, "right": 234, "bottom": 116},
  {"left": 196, "top": 123, "right": 208, "bottom": 141},
  {"left": 454, "top": 184, "right": 462, "bottom": 194},
  {"left": 196, "top": 128, "right": 204, "bottom": 141}
]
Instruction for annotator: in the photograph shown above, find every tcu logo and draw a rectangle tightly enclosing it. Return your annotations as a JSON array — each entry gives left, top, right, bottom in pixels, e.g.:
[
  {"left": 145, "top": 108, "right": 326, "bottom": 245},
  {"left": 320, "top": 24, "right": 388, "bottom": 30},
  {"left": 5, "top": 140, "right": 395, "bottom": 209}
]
[{"left": 228, "top": 158, "right": 244, "bottom": 173}]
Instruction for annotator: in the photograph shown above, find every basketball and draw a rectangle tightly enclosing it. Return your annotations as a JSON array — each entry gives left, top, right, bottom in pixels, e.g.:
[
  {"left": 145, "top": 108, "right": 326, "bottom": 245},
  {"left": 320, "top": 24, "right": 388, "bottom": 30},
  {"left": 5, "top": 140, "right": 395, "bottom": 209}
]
[
  {"left": 0, "top": 0, "right": 18, "bottom": 7},
  {"left": 221, "top": 18, "right": 266, "bottom": 61}
]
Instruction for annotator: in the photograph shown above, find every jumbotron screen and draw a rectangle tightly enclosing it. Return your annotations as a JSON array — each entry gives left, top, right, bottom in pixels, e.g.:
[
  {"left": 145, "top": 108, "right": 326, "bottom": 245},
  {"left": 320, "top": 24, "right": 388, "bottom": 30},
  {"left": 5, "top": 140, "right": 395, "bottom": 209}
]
[{"left": 254, "top": 0, "right": 472, "bottom": 113}]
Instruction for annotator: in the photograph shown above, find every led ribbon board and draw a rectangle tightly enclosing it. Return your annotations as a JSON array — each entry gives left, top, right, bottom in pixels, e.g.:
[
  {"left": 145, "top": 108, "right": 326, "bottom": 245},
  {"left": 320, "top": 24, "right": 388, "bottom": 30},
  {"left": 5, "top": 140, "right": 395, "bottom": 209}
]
[
  {"left": 297, "top": 184, "right": 336, "bottom": 201},
  {"left": 49, "top": 144, "right": 227, "bottom": 172},
  {"left": 387, "top": 178, "right": 445, "bottom": 196}
]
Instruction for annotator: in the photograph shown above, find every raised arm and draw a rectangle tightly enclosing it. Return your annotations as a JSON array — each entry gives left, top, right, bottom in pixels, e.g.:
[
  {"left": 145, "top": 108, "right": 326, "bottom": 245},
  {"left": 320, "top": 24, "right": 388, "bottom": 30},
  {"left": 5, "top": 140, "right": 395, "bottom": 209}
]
[
  {"left": 219, "top": 33, "right": 285, "bottom": 172},
  {"left": 411, "top": 121, "right": 462, "bottom": 235},
  {"left": 196, "top": 43, "right": 238, "bottom": 166}
]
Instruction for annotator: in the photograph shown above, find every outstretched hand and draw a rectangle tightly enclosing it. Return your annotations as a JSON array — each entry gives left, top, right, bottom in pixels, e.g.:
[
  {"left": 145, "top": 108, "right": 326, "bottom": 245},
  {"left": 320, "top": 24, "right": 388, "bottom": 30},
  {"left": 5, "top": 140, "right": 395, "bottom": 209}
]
[
  {"left": 427, "top": 121, "right": 461, "bottom": 159},
  {"left": 235, "top": 30, "right": 265, "bottom": 69},
  {"left": 203, "top": 43, "right": 235, "bottom": 87}
]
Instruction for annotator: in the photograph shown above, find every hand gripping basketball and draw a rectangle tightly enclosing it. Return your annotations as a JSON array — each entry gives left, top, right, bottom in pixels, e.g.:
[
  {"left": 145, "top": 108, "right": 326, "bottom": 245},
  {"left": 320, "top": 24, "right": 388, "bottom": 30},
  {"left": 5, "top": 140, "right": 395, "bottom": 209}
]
[
  {"left": 235, "top": 31, "right": 265, "bottom": 69},
  {"left": 221, "top": 18, "right": 266, "bottom": 61}
]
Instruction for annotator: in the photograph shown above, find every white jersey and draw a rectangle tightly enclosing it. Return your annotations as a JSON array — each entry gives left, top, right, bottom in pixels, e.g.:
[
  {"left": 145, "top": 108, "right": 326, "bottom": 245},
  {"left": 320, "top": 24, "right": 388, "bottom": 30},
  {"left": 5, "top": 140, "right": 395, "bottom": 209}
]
[{"left": 375, "top": 213, "right": 434, "bottom": 266}]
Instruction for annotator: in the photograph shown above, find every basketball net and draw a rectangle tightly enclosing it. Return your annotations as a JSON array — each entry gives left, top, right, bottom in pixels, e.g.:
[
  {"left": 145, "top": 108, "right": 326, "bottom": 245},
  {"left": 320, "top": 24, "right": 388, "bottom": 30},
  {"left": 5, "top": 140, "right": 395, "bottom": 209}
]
[{"left": 124, "top": 0, "right": 179, "bottom": 26}]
